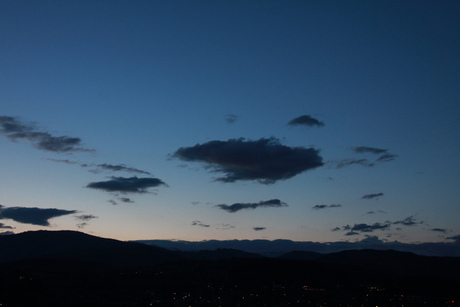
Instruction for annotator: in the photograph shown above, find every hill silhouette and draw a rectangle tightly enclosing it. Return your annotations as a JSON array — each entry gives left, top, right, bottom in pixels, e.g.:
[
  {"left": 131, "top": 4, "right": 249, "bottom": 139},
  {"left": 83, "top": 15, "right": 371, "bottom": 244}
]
[
  {"left": 1, "top": 231, "right": 459, "bottom": 306},
  {"left": 0, "top": 230, "right": 181, "bottom": 267}
]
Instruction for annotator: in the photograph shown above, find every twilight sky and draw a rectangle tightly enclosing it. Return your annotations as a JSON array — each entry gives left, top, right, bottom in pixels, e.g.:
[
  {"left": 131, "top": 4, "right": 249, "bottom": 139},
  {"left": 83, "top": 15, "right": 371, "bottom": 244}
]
[{"left": 1, "top": 0, "right": 459, "bottom": 244}]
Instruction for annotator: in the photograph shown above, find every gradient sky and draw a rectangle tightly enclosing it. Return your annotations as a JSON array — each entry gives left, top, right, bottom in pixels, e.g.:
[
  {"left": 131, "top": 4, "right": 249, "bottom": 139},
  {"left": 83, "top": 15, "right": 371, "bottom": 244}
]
[{"left": 1, "top": 0, "right": 459, "bottom": 244}]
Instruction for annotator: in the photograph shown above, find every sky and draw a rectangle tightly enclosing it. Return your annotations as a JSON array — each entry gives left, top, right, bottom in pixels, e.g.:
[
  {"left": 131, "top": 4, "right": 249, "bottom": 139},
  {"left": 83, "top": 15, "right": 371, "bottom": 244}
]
[{"left": 1, "top": 0, "right": 459, "bottom": 245}]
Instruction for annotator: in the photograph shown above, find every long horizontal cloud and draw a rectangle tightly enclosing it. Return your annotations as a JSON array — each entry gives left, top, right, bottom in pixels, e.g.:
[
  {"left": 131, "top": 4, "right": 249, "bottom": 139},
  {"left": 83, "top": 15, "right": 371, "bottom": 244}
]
[
  {"left": 352, "top": 146, "right": 398, "bottom": 163},
  {"left": 335, "top": 215, "right": 423, "bottom": 235},
  {"left": 173, "top": 138, "right": 323, "bottom": 184},
  {"left": 288, "top": 115, "right": 324, "bottom": 127},
  {"left": 362, "top": 193, "right": 384, "bottom": 200},
  {"left": 191, "top": 220, "right": 210, "bottom": 228},
  {"left": 0, "top": 116, "right": 91, "bottom": 153},
  {"left": 86, "top": 176, "right": 167, "bottom": 193},
  {"left": 332, "top": 146, "right": 397, "bottom": 169},
  {"left": 217, "top": 199, "right": 287, "bottom": 213},
  {"left": 312, "top": 204, "right": 341, "bottom": 210},
  {"left": 48, "top": 159, "right": 151, "bottom": 175},
  {"left": 253, "top": 227, "right": 266, "bottom": 231},
  {"left": 0, "top": 205, "right": 77, "bottom": 226}
]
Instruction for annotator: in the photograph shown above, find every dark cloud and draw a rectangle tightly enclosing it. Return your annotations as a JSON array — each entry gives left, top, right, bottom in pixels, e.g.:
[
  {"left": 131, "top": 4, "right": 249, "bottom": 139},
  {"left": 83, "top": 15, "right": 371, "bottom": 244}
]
[
  {"left": 351, "top": 222, "right": 391, "bottom": 232},
  {"left": 75, "top": 214, "right": 98, "bottom": 221},
  {"left": 431, "top": 228, "right": 449, "bottom": 234},
  {"left": 48, "top": 159, "right": 151, "bottom": 175},
  {"left": 119, "top": 197, "right": 134, "bottom": 203},
  {"left": 336, "top": 222, "right": 391, "bottom": 233},
  {"left": 253, "top": 227, "right": 266, "bottom": 231},
  {"left": 0, "top": 206, "right": 77, "bottom": 226},
  {"left": 376, "top": 153, "right": 398, "bottom": 162},
  {"left": 77, "top": 223, "right": 87, "bottom": 229},
  {"left": 288, "top": 115, "right": 324, "bottom": 127},
  {"left": 225, "top": 114, "right": 239, "bottom": 124},
  {"left": 86, "top": 176, "right": 167, "bottom": 193},
  {"left": 0, "top": 231, "right": 14, "bottom": 236},
  {"left": 0, "top": 223, "right": 14, "bottom": 229},
  {"left": 334, "top": 158, "right": 374, "bottom": 169},
  {"left": 361, "top": 192, "right": 384, "bottom": 200},
  {"left": 108, "top": 200, "right": 118, "bottom": 206},
  {"left": 312, "top": 204, "right": 341, "bottom": 210},
  {"left": 345, "top": 231, "right": 359, "bottom": 236},
  {"left": 352, "top": 146, "right": 388, "bottom": 155},
  {"left": 0, "top": 116, "right": 92, "bottom": 153},
  {"left": 352, "top": 146, "right": 398, "bottom": 164},
  {"left": 217, "top": 199, "right": 287, "bottom": 213},
  {"left": 93, "top": 164, "right": 151, "bottom": 175},
  {"left": 366, "top": 210, "right": 386, "bottom": 215},
  {"left": 191, "top": 220, "right": 210, "bottom": 228},
  {"left": 393, "top": 216, "right": 422, "bottom": 226},
  {"left": 173, "top": 138, "right": 323, "bottom": 184},
  {"left": 191, "top": 201, "right": 200, "bottom": 205}
]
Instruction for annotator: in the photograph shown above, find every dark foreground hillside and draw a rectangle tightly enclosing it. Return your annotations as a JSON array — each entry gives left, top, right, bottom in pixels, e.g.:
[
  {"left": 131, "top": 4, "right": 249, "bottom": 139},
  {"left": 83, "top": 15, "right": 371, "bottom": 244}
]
[{"left": 0, "top": 231, "right": 459, "bottom": 306}]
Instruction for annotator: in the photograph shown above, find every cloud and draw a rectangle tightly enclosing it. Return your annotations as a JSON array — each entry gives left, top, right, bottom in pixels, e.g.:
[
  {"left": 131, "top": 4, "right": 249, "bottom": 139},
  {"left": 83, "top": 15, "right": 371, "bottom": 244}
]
[
  {"left": 108, "top": 200, "right": 118, "bottom": 206},
  {"left": 334, "top": 158, "right": 374, "bottom": 169},
  {"left": 351, "top": 222, "right": 391, "bottom": 232},
  {"left": 352, "top": 146, "right": 387, "bottom": 155},
  {"left": 288, "top": 115, "right": 324, "bottom": 127},
  {"left": 76, "top": 223, "right": 88, "bottom": 229},
  {"left": 345, "top": 231, "right": 359, "bottom": 236},
  {"left": 393, "top": 215, "right": 423, "bottom": 226},
  {"left": 217, "top": 199, "right": 287, "bottom": 213},
  {"left": 86, "top": 176, "right": 167, "bottom": 193},
  {"left": 92, "top": 164, "right": 151, "bottom": 175},
  {"left": 352, "top": 146, "right": 398, "bottom": 163},
  {"left": 253, "top": 227, "right": 266, "bottom": 231},
  {"left": 366, "top": 210, "right": 386, "bottom": 215},
  {"left": 0, "top": 223, "right": 14, "bottom": 229},
  {"left": 191, "top": 220, "right": 210, "bottom": 228},
  {"left": 119, "top": 197, "right": 134, "bottom": 203},
  {"left": 312, "top": 204, "right": 341, "bottom": 210},
  {"left": 361, "top": 192, "right": 384, "bottom": 200},
  {"left": 376, "top": 153, "right": 398, "bottom": 162},
  {"left": 75, "top": 214, "right": 98, "bottom": 221},
  {"left": 336, "top": 222, "right": 391, "bottom": 234},
  {"left": 173, "top": 138, "right": 323, "bottom": 184},
  {"left": 0, "top": 206, "right": 77, "bottom": 226},
  {"left": 0, "top": 116, "right": 92, "bottom": 153},
  {"left": 431, "top": 228, "right": 449, "bottom": 234},
  {"left": 225, "top": 114, "right": 239, "bottom": 124},
  {"left": 48, "top": 159, "right": 151, "bottom": 175}
]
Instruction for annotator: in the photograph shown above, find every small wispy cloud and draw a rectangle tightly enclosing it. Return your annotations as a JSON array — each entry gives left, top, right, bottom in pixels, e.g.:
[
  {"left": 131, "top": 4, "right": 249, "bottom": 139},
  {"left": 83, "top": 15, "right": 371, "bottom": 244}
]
[
  {"left": 312, "top": 204, "right": 342, "bottom": 210},
  {"left": 0, "top": 116, "right": 92, "bottom": 153},
  {"left": 361, "top": 193, "right": 384, "bottom": 200},
  {"left": 192, "top": 220, "right": 210, "bottom": 228},
  {"left": 253, "top": 227, "right": 266, "bottom": 231},
  {"left": 225, "top": 114, "right": 239, "bottom": 124}
]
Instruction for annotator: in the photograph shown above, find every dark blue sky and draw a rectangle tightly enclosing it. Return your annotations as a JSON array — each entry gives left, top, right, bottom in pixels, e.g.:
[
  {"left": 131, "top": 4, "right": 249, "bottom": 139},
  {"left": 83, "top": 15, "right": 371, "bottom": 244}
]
[{"left": 1, "top": 1, "right": 459, "bottom": 244}]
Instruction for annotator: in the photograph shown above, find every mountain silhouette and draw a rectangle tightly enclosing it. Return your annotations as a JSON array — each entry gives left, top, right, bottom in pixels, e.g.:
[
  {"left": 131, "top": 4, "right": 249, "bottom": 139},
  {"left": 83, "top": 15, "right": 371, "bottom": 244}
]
[{"left": 0, "top": 230, "right": 181, "bottom": 267}]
